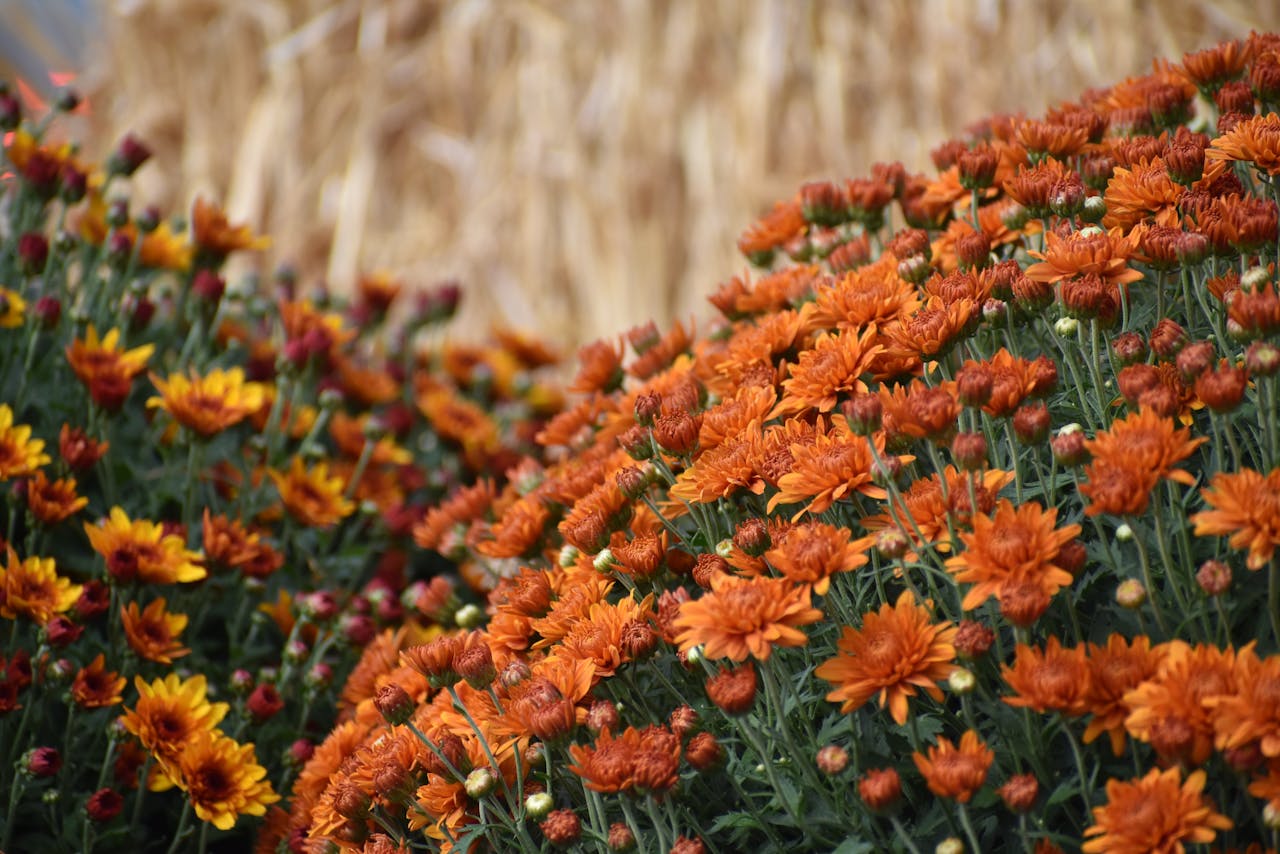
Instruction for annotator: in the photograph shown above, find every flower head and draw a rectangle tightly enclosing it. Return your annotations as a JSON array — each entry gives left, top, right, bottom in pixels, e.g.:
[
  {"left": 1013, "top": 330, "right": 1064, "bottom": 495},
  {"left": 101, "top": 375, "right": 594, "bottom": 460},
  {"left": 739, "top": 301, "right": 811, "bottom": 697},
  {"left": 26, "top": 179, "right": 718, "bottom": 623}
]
[
  {"left": 147, "top": 367, "right": 266, "bottom": 437},
  {"left": 65, "top": 326, "right": 155, "bottom": 411},
  {"left": 121, "top": 673, "right": 229, "bottom": 761},
  {"left": 673, "top": 574, "right": 822, "bottom": 662},
  {"left": 85, "top": 507, "right": 206, "bottom": 584},
  {"left": 1082, "top": 767, "right": 1230, "bottom": 853},
  {"left": 165, "top": 731, "right": 279, "bottom": 830},
  {"left": 0, "top": 404, "right": 50, "bottom": 480},
  {"left": 912, "top": 730, "right": 993, "bottom": 803},
  {"left": 0, "top": 549, "right": 81, "bottom": 624},
  {"left": 268, "top": 457, "right": 356, "bottom": 528},
  {"left": 121, "top": 598, "right": 191, "bottom": 663},
  {"left": 1191, "top": 467, "right": 1280, "bottom": 570}
]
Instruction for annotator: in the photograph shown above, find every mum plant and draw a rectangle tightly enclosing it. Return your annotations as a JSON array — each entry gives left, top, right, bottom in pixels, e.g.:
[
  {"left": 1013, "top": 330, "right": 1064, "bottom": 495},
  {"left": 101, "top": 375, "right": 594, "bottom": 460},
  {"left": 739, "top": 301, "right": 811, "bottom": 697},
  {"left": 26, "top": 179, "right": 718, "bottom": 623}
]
[{"left": 276, "top": 31, "right": 1280, "bottom": 854}]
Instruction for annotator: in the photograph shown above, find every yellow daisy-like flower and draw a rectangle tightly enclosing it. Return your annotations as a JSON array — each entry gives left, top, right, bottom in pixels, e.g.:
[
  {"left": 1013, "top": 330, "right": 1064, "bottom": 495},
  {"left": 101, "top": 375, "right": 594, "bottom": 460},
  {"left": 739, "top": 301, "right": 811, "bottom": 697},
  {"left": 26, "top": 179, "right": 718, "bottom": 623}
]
[
  {"left": 0, "top": 287, "right": 25, "bottom": 328},
  {"left": 0, "top": 403, "right": 51, "bottom": 480},
  {"left": 121, "top": 673, "right": 229, "bottom": 762},
  {"left": 147, "top": 367, "right": 267, "bottom": 438},
  {"left": 138, "top": 221, "right": 193, "bottom": 271},
  {"left": 84, "top": 506, "right": 207, "bottom": 584},
  {"left": 64, "top": 325, "right": 156, "bottom": 411},
  {"left": 120, "top": 598, "right": 191, "bottom": 664},
  {"left": 268, "top": 456, "right": 355, "bottom": 528},
  {"left": 166, "top": 731, "right": 280, "bottom": 830},
  {"left": 0, "top": 548, "right": 82, "bottom": 624}
]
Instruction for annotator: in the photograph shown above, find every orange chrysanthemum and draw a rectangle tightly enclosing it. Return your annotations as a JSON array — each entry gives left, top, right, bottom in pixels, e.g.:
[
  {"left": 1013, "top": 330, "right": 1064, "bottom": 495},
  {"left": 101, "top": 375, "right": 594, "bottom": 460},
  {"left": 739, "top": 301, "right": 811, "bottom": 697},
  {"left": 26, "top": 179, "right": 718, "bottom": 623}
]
[
  {"left": 71, "top": 653, "right": 126, "bottom": 709},
  {"left": 0, "top": 549, "right": 81, "bottom": 624},
  {"left": 815, "top": 590, "right": 956, "bottom": 724},
  {"left": 65, "top": 326, "right": 155, "bottom": 411},
  {"left": 1206, "top": 113, "right": 1280, "bottom": 176},
  {"left": 1191, "top": 467, "right": 1280, "bottom": 570},
  {"left": 84, "top": 506, "right": 206, "bottom": 584},
  {"left": 672, "top": 573, "right": 822, "bottom": 662},
  {"left": 861, "top": 467, "right": 1013, "bottom": 554},
  {"left": 698, "top": 385, "right": 778, "bottom": 451},
  {"left": 768, "top": 419, "right": 891, "bottom": 519},
  {"left": 810, "top": 260, "right": 919, "bottom": 331},
  {"left": 911, "top": 730, "right": 994, "bottom": 803},
  {"left": 1079, "top": 460, "right": 1162, "bottom": 518},
  {"left": 147, "top": 367, "right": 266, "bottom": 437},
  {"left": 567, "top": 725, "right": 682, "bottom": 794},
  {"left": 121, "top": 598, "right": 191, "bottom": 664},
  {"left": 165, "top": 731, "right": 280, "bottom": 830},
  {"left": 737, "top": 199, "right": 806, "bottom": 259},
  {"left": 417, "top": 388, "right": 500, "bottom": 459},
  {"left": 0, "top": 404, "right": 50, "bottom": 480},
  {"left": 268, "top": 457, "right": 356, "bottom": 528},
  {"left": 773, "top": 326, "right": 883, "bottom": 417},
  {"left": 1102, "top": 159, "right": 1184, "bottom": 232},
  {"left": 1085, "top": 407, "right": 1207, "bottom": 486},
  {"left": 549, "top": 594, "right": 655, "bottom": 679},
  {"left": 1002, "top": 637, "right": 1089, "bottom": 715},
  {"left": 121, "top": 673, "right": 229, "bottom": 761},
  {"left": 762, "top": 521, "right": 868, "bottom": 596},
  {"left": 1082, "top": 634, "right": 1165, "bottom": 756},
  {"left": 667, "top": 430, "right": 766, "bottom": 506},
  {"left": 1124, "top": 641, "right": 1240, "bottom": 766},
  {"left": 1082, "top": 767, "right": 1230, "bottom": 854},
  {"left": 25, "top": 470, "right": 88, "bottom": 524},
  {"left": 191, "top": 196, "right": 270, "bottom": 257},
  {"left": 1207, "top": 645, "right": 1280, "bottom": 757},
  {"left": 945, "top": 499, "right": 1081, "bottom": 611},
  {"left": 1025, "top": 227, "right": 1145, "bottom": 287}
]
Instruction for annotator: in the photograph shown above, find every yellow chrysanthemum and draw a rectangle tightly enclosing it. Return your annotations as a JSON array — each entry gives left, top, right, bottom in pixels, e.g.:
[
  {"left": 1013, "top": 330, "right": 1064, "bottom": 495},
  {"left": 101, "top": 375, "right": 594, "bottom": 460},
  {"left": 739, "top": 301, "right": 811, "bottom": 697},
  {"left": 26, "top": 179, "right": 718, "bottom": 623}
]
[
  {"left": 0, "top": 287, "right": 25, "bottom": 328},
  {"left": 84, "top": 506, "right": 207, "bottom": 584},
  {"left": 0, "top": 403, "right": 50, "bottom": 480},
  {"left": 166, "top": 731, "right": 280, "bottom": 830},
  {"left": 147, "top": 367, "right": 267, "bottom": 437},
  {"left": 0, "top": 549, "right": 82, "bottom": 624},
  {"left": 121, "top": 673, "right": 229, "bottom": 762},
  {"left": 267, "top": 456, "right": 355, "bottom": 528}
]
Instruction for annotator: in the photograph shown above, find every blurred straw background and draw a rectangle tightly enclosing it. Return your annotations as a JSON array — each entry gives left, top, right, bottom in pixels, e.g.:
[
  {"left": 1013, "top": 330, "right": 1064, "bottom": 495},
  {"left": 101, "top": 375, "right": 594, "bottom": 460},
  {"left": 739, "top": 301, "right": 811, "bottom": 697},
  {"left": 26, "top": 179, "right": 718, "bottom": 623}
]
[{"left": 10, "top": 0, "right": 1280, "bottom": 346}]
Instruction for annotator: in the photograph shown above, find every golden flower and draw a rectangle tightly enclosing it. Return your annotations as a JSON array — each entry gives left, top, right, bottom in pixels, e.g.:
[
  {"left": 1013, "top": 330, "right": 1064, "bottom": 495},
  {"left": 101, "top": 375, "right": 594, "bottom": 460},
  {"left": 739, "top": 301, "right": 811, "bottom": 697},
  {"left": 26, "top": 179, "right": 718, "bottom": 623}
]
[
  {"left": 84, "top": 506, "right": 206, "bottom": 584},
  {"left": 191, "top": 196, "right": 270, "bottom": 257},
  {"left": 268, "top": 457, "right": 356, "bottom": 528},
  {"left": 911, "top": 730, "right": 994, "bottom": 803},
  {"left": 147, "top": 367, "right": 266, "bottom": 437},
  {"left": 1085, "top": 406, "right": 1207, "bottom": 486},
  {"left": 1082, "top": 634, "right": 1165, "bottom": 756},
  {"left": 1206, "top": 112, "right": 1280, "bottom": 176},
  {"left": 121, "top": 673, "right": 229, "bottom": 761},
  {"left": 1191, "top": 467, "right": 1280, "bottom": 570},
  {"left": 773, "top": 326, "right": 883, "bottom": 417},
  {"left": 71, "top": 654, "right": 126, "bottom": 709},
  {"left": 1025, "top": 227, "right": 1145, "bottom": 287},
  {"left": 167, "top": 731, "right": 280, "bottom": 830},
  {"left": 65, "top": 326, "right": 155, "bottom": 411},
  {"left": 1002, "top": 637, "right": 1089, "bottom": 715},
  {"left": 1082, "top": 767, "right": 1230, "bottom": 853},
  {"left": 0, "top": 549, "right": 81, "bottom": 624},
  {"left": 137, "top": 221, "right": 193, "bottom": 271},
  {"left": 0, "top": 403, "right": 50, "bottom": 480},
  {"left": 0, "top": 286, "right": 25, "bottom": 327},
  {"left": 25, "top": 470, "right": 88, "bottom": 524},
  {"left": 121, "top": 598, "right": 191, "bottom": 664},
  {"left": 815, "top": 591, "right": 956, "bottom": 724},
  {"left": 946, "top": 499, "right": 1080, "bottom": 612},
  {"left": 1124, "top": 641, "right": 1239, "bottom": 766},
  {"left": 672, "top": 573, "right": 822, "bottom": 662}
]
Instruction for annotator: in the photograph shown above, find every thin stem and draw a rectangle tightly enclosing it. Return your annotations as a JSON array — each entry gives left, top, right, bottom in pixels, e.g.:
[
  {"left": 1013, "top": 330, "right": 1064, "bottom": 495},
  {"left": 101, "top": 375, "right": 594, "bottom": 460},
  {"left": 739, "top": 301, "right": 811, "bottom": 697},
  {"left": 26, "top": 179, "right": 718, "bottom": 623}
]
[{"left": 956, "top": 802, "right": 983, "bottom": 854}]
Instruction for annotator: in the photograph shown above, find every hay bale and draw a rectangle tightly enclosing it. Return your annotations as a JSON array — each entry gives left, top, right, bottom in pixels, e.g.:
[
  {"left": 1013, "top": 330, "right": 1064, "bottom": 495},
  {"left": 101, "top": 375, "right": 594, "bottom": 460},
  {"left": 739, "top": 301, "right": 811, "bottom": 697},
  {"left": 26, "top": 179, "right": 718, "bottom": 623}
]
[{"left": 75, "top": 0, "right": 1280, "bottom": 345}]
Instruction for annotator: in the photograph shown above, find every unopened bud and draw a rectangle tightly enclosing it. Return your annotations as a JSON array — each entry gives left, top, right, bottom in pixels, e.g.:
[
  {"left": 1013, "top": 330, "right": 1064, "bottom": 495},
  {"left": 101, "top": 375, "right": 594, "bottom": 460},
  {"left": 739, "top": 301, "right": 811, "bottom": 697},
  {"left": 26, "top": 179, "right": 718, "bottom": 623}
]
[
  {"left": 1115, "top": 579, "right": 1147, "bottom": 609},
  {"left": 948, "top": 669, "right": 976, "bottom": 695}
]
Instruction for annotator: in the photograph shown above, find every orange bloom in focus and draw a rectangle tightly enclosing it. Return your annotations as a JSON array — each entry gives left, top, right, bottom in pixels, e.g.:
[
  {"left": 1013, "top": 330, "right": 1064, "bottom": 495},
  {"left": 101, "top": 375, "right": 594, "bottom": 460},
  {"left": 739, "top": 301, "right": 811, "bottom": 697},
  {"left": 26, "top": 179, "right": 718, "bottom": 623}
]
[
  {"left": 122, "top": 673, "right": 229, "bottom": 761},
  {"left": 1206, "top": 113, "right": 1280, "bottom": 176},
  {"left": 1025, "top": 228, "right": 1145, "bottom": 288},
  {"left": 1079, "top": 460, "right": 1161, "bottom": 518},
  {"left": 912, "top": 730, "right": 993, "bottom": 803},
  {"left": 1124, "top": 641, "right": 1239, "bottom": 766},
  {"left": 768, "top": 419, "right": 891, "bottom": 520},
  {"left": 268, "top": 457, "right": 355, "bottom": 528},
  {"left": 1082, "top": 634, "right": 1165, "bottom": 756},
  {"left": 166, "top": 731, "right": 280, "bottom": 830},
  {"left": 0, "top": 404, "right": 50, "bottom": 480},
  {"left": 147, "top": 367, "right": 266, "bottom": 437},
  {"left": 773, "top": 326, "right": 883, "bottom": 417},
  {"left": 191, "top": 196, "right": 270, "bottom": 257},
  {"left": 673, "top": 573, "right": 822, "bottom": 662},
  {"left": 1002, "top": 637, "right": 1089, "bottom": 715},
  {"left": 1082, "top": 767, "right": 1230, "bottom": 853},
  {"left": 84, "top": 506, "right": 206, "bottom": 584},
  {"left": 668, "top": 430, "right": 766, "bottom": 506},
  {"left": 945, "top": 499, "right": 1080, "bottom": 612},
  {"left": 861, "top": 467, "right": 1013, "bottom": 554},
  {"left": 1085, "top": 407, "right": 1207, "bottom": 486},
  {"left": 0, "top": 549, "right": 81, "bottom": 624},
  {"left": 1102, "top": 159, "right": 1184, "bottom": 232},
  {"left": 121, "top": 598, "right": 191, "bottom": 664},
  {"left": 883, "top": 297, "right": 976, "bottom": 361},
  {"left": 815, "top": 591, "right": 956, "bottom": 724},
  {"left": 1191, "top": 467, "right": 1280, "bottom": 570},
  {"left": 549, "top": 594, "right": 655, "bottom": 679},
  {"left": 567, "top": 725, "right": 682, "bottom": 794},
  {"left": 810, "top": 260, "right": 919, "bottom": 331},
  {"left": 65, "top": 326, "right": 155, "bottom": 411},
  {"left": 762, "top": 521, "right": 868, "bottom": 596},
  {"left": 26, "top": 470, "right": 88, "bottom": 524},
  {"left": 71, "top": 654, "right": 126, "bottom": 708}
]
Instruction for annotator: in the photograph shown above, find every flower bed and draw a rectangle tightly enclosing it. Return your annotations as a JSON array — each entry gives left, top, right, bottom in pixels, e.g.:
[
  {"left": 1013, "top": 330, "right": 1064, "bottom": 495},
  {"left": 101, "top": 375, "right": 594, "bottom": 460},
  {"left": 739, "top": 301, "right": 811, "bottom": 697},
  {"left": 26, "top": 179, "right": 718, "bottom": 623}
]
[{"left": 6, "top": 30, "right": 1280, "bottom": 854}]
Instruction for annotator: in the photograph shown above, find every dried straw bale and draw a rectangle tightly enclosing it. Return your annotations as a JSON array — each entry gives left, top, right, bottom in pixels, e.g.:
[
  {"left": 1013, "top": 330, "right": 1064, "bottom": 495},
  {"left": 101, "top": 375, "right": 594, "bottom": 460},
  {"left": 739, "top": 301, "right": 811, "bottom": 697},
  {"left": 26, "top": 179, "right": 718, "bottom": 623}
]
[{"left": 77, "top": 0, "right": 1280, "bottom": 346}]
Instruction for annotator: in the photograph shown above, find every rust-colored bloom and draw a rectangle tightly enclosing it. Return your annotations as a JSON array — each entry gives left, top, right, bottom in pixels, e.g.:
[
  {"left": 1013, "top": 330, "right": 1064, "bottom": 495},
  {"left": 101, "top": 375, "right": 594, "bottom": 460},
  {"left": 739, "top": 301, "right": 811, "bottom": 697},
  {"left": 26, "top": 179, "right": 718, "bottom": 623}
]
[
  {"left": 25, "top": 470, "right": 88, "bottom": 524},
  {"left": 84, "top": 507, "right": 206, "bottom": 584},
  {"left": 1082, "top": 767, "right": 1230, "bottom": 853},
  {"left": 0, "top": 549, "right": 81, "bottom": 624},
  {"left": 815, "top": 590, "right": 957, "bottom": 724},
  {"left": 768, "top": 419, "right": 891, "bottom": 520},
  {"left": 147, "top": 367, "right": 266, "bottom": 437},
  {"left": 705, "top": 662, "right": 757, "bottom": 715},
  {"left": 774, "top": 326, "right": 883, "bottom": 416},
  {"left": 0, "top": 404, "right": 50, "bottom": 480},
  {"left": 71, "top": 654, "right": 126, "bottom": 708},
  {"left": 550, "top": 595, "right": 655, "bottom": 679},
  {"left": 191, "top": 196, "right": 270, "bottom": 258},
  {"left": 1002, "top": 636, "right": 1089, "bottom": 715},
  {"left": 1191, "top": 467, "right": 1280, "bottom": 570},
  {"left": 1079, "top": 460, "right": 1162, "bottom": 517},
  {"left": 121, "top": 673, "right": 229, "bottom": 761},
  {"left": 1082, "top": 634, "right": 1165, "bottom": 756},
  {"left": 858, "top": 767, "right": 902, "bottom": 811},
  {"left": 65, "top": 326, "right": 155, "bottom": 411},
  {"left": 738, "top": 199, "right": 807, "bottom": 261},
  {"left": 762, "top": 521, "right": 867, "bottom": 595},
  {"left": 1102, "top": 158, "right": 1184, "bottom": 231},
  {"left": 945, "top": 499, "right": 1080, "bottom": 612},
  {"left": 567, "top": 725, "right": 681, "bottom": 794},
  {"left": 166, "top": 731, "right": 280, "bottom": 830},
  {"left": 1025, "top": 227, "right": 1145, "bottom": 288},
  {"left": 267, "top": 457, "right": 355, "bottom": 528},
  {"left": 569, "top": 338, "right": 626, "bottom": 394},
  {"left": 1124, "top": 641, "right": 1239, "bottom": 766},
  {"left": 1086, "top": 407, "right": 1206, "bottom": 486},
  {"left": 673, "top": 573, "right": 822, "bottom": 662},
  {"left": 59, "top": 424, "right": 108, "bottom": 471},
  {"left": 1207, "top": 645, "right": 1280, "bottom": 757},
  {"left": 121, "top": 598, "right": 191, "bottom": 664},
  {"left": 1206, "top": 112, "right": 1280, "bottom": 176},
  {"left": 911, "top": 730, "right": 993, "bottom": 803}
]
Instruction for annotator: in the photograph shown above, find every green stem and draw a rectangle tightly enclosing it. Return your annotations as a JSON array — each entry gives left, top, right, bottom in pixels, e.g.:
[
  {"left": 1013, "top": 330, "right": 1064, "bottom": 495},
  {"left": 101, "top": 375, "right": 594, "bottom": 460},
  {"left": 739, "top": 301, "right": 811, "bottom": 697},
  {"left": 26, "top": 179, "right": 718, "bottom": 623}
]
[
  {"left": 956, "top": 802, "right": 983, "bottom": 854},
  {"left": 165, "top": 799, "right": 192, "bottom": 854}
]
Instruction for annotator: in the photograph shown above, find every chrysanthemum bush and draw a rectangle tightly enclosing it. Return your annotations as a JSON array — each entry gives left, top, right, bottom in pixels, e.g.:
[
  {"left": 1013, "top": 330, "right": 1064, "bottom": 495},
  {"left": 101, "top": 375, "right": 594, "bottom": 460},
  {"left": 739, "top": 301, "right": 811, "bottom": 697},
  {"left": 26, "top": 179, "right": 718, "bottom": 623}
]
[
  {"left": 0, "top": 86, "right": 566, "bottom": 852},
  {"left": 277, "top": 32, "right": 1280, "bottom": 854}
]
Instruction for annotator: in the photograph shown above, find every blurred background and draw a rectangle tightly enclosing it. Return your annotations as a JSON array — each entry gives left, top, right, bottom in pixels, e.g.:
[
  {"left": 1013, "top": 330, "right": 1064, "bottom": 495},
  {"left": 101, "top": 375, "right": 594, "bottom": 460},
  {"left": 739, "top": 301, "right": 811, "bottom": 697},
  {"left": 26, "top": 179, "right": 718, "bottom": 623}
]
[{"left": 5, "top": 0, "right": 1280, "bottom": 347}]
